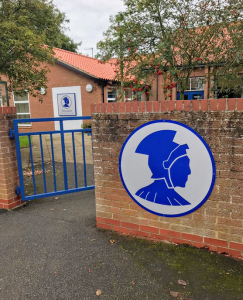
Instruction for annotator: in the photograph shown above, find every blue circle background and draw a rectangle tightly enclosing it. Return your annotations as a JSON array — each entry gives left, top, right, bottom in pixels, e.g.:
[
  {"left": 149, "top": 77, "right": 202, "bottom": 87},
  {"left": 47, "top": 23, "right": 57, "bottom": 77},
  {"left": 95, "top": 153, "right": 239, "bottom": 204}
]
[{"left": 119, "top": 120, "right": 216, "bottom": 218}]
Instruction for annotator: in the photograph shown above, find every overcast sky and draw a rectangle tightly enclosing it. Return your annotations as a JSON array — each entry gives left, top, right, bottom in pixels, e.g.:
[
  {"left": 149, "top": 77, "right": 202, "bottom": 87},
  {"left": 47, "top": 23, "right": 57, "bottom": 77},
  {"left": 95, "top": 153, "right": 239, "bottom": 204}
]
[{"left": 52, "top": 0, "right": 125, "bottom": 57}]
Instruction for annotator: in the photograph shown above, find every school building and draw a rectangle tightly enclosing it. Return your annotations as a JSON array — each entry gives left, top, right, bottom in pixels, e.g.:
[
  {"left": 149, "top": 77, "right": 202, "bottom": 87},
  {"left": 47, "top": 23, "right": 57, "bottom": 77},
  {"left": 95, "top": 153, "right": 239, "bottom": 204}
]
[{"left": 5, "top": 47, "right": 242, "bottom": 131}]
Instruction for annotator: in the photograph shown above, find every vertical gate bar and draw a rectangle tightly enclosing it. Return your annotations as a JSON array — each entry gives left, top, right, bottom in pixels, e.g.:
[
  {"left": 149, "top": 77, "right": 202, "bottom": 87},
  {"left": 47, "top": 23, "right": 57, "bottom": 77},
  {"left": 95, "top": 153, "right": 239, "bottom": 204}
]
[
  {"left": 50, "top": 133, "right": 57, "bottom": 192},
  {"left": 13, "top": 120, "right": 26, "bottom": 200},
  {"left": 82, "top": 131, "right": 87, "bottom": 187},
  {"left": 72, "top": 132, "right": 78, "bottom": 188},
  {"left": 60, "top": 120, "right": 68, "bottom": 190},
  {"left": 39, "top": 134, "right": 47, "bottom": 193},
  {"left": 28, "top": 135, "right": 37, "bottom": 195}
]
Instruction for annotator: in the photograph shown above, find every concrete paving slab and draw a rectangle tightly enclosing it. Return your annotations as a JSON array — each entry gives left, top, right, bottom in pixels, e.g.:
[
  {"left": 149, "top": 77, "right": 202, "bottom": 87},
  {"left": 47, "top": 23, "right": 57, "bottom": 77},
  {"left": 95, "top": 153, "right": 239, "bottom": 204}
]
[{"left": 21, "top": 133, "right": 93, "bottom": 169}]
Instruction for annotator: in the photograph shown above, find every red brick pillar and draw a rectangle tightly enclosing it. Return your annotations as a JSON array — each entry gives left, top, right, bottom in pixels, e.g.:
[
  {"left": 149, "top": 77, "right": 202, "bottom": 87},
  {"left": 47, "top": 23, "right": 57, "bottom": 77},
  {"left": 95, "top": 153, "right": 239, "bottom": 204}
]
[
  {"left": 91, "top": 99, "right": 243, "bottom": 258},
  {"left": 0, "top": 107, "right": 21, "bottom": 210}
]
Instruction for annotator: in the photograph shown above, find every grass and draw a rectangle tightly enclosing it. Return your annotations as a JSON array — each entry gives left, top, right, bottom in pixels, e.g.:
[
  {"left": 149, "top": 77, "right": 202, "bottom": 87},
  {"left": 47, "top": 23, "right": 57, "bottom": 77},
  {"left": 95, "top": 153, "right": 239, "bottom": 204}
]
[{"left": 19, "top": 136, "right": 31, "bottom": 148}]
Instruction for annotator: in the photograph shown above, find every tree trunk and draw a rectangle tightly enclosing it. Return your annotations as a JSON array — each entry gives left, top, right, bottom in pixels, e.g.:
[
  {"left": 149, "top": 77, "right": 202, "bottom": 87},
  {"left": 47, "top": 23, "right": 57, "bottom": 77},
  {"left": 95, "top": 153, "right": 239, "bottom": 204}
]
[{"left": 180, "top": 91, "right": 185, "bottom": 100}]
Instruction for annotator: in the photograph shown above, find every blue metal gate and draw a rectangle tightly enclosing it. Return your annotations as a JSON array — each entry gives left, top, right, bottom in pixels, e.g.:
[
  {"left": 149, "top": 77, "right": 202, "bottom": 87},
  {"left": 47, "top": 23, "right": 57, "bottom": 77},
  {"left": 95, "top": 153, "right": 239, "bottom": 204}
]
[{"left": 11, "top": 116, "right": 95, "bottom": 201}]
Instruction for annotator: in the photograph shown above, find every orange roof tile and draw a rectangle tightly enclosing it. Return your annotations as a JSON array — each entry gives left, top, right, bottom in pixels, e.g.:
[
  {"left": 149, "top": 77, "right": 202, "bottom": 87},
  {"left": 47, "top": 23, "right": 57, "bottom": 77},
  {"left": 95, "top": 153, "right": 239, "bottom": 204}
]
[{"left": 54, "top": 48, "right": 116, "bottom": 81}]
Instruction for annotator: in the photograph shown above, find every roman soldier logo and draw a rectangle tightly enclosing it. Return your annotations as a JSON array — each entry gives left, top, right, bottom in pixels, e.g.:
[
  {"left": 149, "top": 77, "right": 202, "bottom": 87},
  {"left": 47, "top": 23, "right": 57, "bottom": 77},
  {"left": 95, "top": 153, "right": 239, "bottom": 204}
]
[
  {"left": 61, "top": 95, "right": 72, "bottom": 108},
  {"left": 119, "top": 120, "right": 216, "bottom": 217}
]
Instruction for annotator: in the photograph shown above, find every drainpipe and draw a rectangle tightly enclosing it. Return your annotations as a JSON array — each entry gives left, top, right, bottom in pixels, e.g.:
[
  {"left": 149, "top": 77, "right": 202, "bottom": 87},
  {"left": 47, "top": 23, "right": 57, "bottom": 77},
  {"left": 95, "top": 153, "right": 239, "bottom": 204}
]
[
  {"left": 102, "top": 84, "right": 106, "bottom": 103},
  {"left": 207, "top": 67, "right": 210, "bottom": 99},
  {"left": 156, "top": 74, "right": 159, "bottom": 101}
]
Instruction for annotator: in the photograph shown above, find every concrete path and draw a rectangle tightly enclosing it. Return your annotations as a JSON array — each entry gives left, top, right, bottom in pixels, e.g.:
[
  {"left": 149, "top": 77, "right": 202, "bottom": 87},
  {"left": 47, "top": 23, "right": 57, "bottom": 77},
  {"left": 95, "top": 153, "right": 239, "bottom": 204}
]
[
  {"left": 0, "top": 192, "right": 243, "bottom": 300},
  {"left": 21, "top": 133, "right": 93, "bottom": 169}
]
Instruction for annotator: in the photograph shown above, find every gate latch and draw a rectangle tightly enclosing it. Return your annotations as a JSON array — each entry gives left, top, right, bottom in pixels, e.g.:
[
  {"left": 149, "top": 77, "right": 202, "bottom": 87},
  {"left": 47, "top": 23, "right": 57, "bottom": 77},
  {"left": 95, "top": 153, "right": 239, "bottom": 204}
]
[
  {"left": 15, "top": 186, "right": 21, "bottom": 196},
  {"left": 9, "top": 128, "right": 15, "bottom": 139}
]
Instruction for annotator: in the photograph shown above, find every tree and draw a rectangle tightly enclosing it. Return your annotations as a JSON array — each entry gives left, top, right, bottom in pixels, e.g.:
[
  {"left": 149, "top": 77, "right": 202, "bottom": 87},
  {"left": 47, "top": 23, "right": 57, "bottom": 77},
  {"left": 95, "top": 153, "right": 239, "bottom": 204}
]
[
  {"left": 97, "top": 0, "right": 243, "bottom": 100},
  {"left": 0, "top": 0, "right": 80, "bottom": 101}
]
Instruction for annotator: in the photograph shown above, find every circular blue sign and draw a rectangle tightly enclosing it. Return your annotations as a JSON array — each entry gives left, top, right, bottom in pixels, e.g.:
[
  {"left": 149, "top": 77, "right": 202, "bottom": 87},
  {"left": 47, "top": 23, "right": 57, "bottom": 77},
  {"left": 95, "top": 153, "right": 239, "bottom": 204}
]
[{"left": 119, "top": 120, "right": 216, "bottom": 218}]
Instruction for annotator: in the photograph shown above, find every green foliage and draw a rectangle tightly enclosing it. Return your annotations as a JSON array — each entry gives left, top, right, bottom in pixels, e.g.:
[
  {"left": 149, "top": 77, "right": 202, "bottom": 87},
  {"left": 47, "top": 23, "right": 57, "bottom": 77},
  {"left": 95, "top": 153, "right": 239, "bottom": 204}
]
[
  {"left": 0, "top": 0, "right": 80, "bottom": 101},
  {"left": 19, "top": 136, "right": 31, "bottom": 149},
  {"left": 97, "top": 0, "right": 243, "bottom": 100},
  {"left": 81, "top": 122, "right": 92, "bottom": 129}
]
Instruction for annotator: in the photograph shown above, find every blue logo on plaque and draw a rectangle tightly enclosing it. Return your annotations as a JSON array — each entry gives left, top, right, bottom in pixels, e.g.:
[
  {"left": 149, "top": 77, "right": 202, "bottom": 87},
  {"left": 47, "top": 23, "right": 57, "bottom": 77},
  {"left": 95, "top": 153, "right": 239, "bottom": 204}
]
[
  {"left": 57, "top": 93, "right": 77, "bottom": 116},
  {"left": 119, "top": 120, "right": 216, "bottom": 217},
  {"left": 61, "top": 96, "right": 72, "bottom": 108}
]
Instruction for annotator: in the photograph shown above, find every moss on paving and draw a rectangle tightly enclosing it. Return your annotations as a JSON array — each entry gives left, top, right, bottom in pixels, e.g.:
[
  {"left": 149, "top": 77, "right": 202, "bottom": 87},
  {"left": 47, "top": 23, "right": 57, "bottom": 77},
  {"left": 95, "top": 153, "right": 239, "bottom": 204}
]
[{"left": 106, "top": 231, "right": 243, "bottom": 300}]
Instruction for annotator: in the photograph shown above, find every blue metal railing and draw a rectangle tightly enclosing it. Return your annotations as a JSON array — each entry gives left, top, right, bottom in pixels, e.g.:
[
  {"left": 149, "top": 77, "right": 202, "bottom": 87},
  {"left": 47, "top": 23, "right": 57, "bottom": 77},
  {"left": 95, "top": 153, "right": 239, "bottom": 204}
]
[{"left": 13, "top": 116, "right": 94, "bottom": 201}]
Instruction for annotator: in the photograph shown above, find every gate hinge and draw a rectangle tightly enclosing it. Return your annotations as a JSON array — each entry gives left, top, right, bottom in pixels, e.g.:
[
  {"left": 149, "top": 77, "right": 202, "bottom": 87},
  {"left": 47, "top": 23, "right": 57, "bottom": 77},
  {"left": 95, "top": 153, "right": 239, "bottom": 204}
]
[
  {"left": 9, "top": 128, "right": 15, "bottom": 139},
  {"left": 15, "top": 186, "right": 21, "bottom": 196}
]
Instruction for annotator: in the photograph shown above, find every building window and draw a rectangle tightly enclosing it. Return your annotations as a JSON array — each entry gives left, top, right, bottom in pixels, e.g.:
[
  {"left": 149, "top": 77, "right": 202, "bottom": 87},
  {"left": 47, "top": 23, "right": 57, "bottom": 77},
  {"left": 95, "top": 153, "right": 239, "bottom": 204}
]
[
  {"left": 0, "top": 81, "right": 9, "bottom": 106},
  {"left": 178, "top": 77, "right": 204, "bottom": 91},
  {"left": 13, "top": 91, "right": 31, "bottom": 126},
  {"left": 125, "top": 88, "right": 132, "bottom": 101},
  {"left": 107, "top": 86, "right": 142, "bottom": 102},
  {"left": 107, "top": 87, "right": 117, "bottom": 102}
]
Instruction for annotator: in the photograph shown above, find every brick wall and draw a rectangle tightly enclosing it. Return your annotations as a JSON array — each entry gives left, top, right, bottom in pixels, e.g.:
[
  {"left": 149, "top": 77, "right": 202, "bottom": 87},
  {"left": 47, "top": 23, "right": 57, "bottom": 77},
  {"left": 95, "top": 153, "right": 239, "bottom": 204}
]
[
  {"left": 91, "top": 98, "right": 243, "bottom": 258},
  {"left": 0, "top": 107, "right": 21, "bottom": 210},
  {"left": 15, "top": 63, "right": 104, "bottom": 133}
]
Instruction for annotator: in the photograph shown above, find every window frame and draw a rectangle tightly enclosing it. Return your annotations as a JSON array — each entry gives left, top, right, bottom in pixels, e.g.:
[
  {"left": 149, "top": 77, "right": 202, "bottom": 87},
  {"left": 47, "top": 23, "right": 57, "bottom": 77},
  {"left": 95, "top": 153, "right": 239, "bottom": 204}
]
[
  {"left": 177, "top": 77, "right": 205, "bottom": 92},
  {"left": 13, "top": 91, "right": 31, "bottom": 126},
  {"left": 107, "top": 87, "right": 117, "bottom": 102},
  {"left": 107, "top": 86, "right": 142, "bottom": 102}
]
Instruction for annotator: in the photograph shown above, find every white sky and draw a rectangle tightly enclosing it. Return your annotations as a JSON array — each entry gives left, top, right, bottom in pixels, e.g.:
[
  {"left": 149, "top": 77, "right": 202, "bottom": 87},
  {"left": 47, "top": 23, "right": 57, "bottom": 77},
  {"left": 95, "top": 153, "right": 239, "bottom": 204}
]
[{"left": 52, "top": 0, "right": 125, "bottom": 57}]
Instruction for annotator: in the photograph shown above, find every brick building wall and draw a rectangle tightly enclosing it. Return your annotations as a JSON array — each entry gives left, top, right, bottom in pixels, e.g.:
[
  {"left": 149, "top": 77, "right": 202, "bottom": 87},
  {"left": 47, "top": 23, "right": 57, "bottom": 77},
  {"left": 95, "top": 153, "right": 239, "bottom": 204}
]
[
  {"left": 8, "top": 63, "right": 104, "bottom": 133},
  {"left": 149, "top": 67, "right": 207, "bottom": 102},
  {"left": 91, "top": 98, "right": 243, "bottom": 258},
  {"left": 0, "top": 107, "right": 21, "bottom": 210}
]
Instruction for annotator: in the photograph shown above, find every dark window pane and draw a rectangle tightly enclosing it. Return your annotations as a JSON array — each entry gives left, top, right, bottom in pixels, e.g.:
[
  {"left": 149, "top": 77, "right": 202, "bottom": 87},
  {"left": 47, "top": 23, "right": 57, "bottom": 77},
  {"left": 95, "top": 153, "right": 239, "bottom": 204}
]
[
  {"left": 15, "top": 103, "right": 30, "bottom": 114},
  {"left": 125, "top": 88, "right": 132, "bottom": 99},
  {"left": 191, "top": 77, "right": 204, "bottom": 90},
  {"left": 107, "top": 88, "right": 117, "bottom": 99}
]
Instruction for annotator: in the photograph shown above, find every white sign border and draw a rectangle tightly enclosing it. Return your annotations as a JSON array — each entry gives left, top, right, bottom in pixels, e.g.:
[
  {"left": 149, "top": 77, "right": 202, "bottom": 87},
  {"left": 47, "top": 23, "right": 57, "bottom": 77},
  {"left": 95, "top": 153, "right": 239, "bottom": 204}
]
[{"left": 119, "top": 120, "right": 216, "bottom": 218}]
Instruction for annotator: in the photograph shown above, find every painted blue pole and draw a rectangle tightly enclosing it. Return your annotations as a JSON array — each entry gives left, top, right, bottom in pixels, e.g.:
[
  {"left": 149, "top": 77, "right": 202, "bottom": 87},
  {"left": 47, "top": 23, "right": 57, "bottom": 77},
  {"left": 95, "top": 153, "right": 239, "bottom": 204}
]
[
  {"left": 39, "top": 134, "right": 47, "bottom": 194},
  {"left": 60, "top": 120, "right": 68, "bottom": 190},
  {"left": 72, "top": 132, "right": 78, "bottom": 189},
  {"left": 28, "top": 135, "right": 36, "bottom": 195},
  {"left": 50, "top": 133, "right": 57, "bottom": 192},
  {"left": 82, "top": 131, "right": 87, "bottom": 187},
  {"left": 13, "top": 119, "right": 26, "bottom": 200}
]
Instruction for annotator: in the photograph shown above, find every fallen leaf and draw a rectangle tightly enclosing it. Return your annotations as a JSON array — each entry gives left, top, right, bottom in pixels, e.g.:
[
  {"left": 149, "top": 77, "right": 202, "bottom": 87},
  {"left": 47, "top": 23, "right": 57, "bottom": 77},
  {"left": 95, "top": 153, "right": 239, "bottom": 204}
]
[
  {"left": 89, "top": 269, "right": 91, "bottom": 273},
  {"left": 170, "top": 291, "right": 180, "bottom": 298},
  {"left": 96, "top": 289, "right": 102, "bottom": 296},
  {"left": 132, "top": 281, "right": 135, "bottom": 285},
  {"left": 55, "top": 197, "right": 59, "bottom": 200},
  {"left": 0, "top": 287, "right": 2, "bottom": 291},
  {"left": 91, "top": 239, "right": 96, "bottom": 242},
  {"left": 54, "top": 271, "right": 57, "bottom": 274},
  {"left": 23, "top": 169, "right": 50, "bottom": 177},
  {"left": 50, "top": 208, "right": 54, "bottom": 211},
  {"left": 110, "top": 240, "right": 116, "bottom": 244},
  {"left": 178, "top": 279, "right": 187, "bottom": 286}
]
